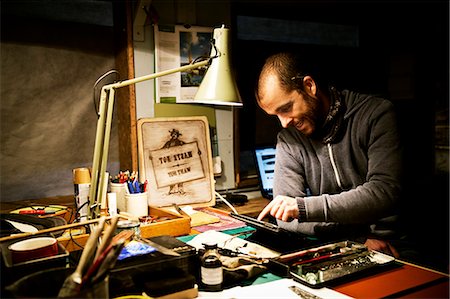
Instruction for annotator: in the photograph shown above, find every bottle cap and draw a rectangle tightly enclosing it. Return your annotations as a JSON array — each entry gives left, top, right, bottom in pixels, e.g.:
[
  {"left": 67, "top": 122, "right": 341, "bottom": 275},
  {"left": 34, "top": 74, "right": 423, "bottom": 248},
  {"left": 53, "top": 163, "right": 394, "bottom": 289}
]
[
  {"left": 203, "top": 242, "right": 218, "bottom": 249},
  {"left": 73, "top": 167, "right": 91, "bottom": 184}
]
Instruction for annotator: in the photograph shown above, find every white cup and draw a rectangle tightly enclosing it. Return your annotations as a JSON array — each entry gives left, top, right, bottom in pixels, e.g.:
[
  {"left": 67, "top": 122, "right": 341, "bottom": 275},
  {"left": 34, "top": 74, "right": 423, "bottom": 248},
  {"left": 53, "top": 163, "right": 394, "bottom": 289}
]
[
  {"left": 108, "top": 192, "right": 118, "bottom": 217},
  {"left": 110, "top": 182, "right": 127, "bottom": 213},
  {"left": 125, "top": 192, "right": 148, "bottom": 217}
]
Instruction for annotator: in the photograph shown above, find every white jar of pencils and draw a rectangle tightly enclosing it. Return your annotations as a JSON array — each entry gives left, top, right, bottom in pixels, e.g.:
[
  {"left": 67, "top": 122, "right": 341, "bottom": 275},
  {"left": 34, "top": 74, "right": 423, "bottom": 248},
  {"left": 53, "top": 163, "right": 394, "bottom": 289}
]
[{"left": 125, "top": 192, "right": 149, "bottom": 217}]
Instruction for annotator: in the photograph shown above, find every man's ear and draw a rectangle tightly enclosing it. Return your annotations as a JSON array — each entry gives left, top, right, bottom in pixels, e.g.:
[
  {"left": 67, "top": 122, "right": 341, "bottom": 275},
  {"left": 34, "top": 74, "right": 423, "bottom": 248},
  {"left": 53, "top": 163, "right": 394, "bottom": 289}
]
[{"left": 303, "top": 76, "right": 317, "bottom": 96}]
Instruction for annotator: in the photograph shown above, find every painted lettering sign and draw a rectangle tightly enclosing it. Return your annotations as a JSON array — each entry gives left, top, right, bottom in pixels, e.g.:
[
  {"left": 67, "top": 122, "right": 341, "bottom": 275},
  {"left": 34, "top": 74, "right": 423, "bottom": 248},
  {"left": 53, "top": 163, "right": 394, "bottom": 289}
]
[{"left": 150, "top": 141, "right": 204, "bottom": 188}]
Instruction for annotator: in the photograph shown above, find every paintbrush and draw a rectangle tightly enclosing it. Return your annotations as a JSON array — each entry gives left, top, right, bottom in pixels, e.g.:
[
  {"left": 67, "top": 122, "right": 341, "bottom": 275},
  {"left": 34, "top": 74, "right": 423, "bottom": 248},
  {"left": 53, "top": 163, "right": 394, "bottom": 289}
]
[
  {"left": 83, "top": 230, "right": 134, "bottom": 287},
  {"left": 90, "top": 240, "right": 125, "bottom": 286},
  {"left": 57, "top": 217, "right": 106, "bottom": 298},
  {"left": 95, "top": 215, "right": 119, "bottom": 259},
  {"left": 79, "top": 242, "right": 115, "bottom": 289}
]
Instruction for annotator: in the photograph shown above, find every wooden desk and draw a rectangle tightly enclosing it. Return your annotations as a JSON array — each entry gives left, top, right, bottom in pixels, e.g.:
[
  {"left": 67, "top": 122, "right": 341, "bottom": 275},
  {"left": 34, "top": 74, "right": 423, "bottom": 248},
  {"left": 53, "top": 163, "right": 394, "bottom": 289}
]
[
  {"left": 2, "top": 195, "right": 449, "bottom": 298},
  {"left": 0, "top": 195, "right": 270, "bottom": 217},
  {"left": 213, "top": 197, "right": 450, "bottom": 298},
  {"left": 203, "top": 197, "right": 450, "bottom": 298},
  {"left": 0, "top": 194, "right": 269, "bottom": 252},
  {"left": 333, "top": 261, "right": 449, "bottom": 298}
]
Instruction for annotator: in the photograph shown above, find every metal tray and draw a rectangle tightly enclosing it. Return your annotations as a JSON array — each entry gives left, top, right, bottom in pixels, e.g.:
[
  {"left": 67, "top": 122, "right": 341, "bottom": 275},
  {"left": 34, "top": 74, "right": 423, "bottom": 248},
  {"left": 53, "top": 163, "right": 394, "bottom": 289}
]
[{"left": 271, "top": 240, "right": 396, "bottom": 288}]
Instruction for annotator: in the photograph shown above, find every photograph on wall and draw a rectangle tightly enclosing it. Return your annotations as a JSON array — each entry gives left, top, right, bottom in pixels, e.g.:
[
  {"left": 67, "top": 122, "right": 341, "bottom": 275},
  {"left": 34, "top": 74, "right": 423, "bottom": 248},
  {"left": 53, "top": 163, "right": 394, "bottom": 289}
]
[
  {"left": 154, "top": 25, "right": 213, "bottom": 103},
  {"left": 137, "top": 116, "right": 215, "bottom": 207}
]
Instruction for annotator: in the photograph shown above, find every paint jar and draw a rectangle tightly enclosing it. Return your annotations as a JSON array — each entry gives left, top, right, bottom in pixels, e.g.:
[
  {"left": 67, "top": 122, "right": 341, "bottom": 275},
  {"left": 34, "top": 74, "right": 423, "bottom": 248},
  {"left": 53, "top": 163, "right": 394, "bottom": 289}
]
[
  {"left": 125, "top": 192, "right": 148, "bottom": 217},
  {"left": 200, "top": 242, "right": 223, "bottom": 292},
  {"left": 115, "top": 220, "right": 140, "bottom": 239}
]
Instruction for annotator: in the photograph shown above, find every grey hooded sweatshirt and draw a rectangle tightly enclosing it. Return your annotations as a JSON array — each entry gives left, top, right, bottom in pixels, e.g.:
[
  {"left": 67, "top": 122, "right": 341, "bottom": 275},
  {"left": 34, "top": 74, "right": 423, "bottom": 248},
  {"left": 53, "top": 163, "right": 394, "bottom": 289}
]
[{"left": 274, "top": 89, "right": 402, "bottom": 240}]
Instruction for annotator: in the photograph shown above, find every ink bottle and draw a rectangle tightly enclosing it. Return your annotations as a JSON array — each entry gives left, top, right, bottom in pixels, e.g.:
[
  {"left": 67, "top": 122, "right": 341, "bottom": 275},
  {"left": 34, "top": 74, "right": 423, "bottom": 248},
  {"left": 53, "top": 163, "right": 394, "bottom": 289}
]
[{"left": 200, "top": 242, "right": 223, "bottom": 291}]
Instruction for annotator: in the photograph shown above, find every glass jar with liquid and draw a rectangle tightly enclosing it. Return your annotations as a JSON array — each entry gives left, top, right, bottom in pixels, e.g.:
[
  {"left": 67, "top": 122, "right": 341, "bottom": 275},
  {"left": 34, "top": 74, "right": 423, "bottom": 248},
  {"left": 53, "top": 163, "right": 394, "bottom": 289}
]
[{"left": 200, "top": 243, "right": 223, "bottom": 291}]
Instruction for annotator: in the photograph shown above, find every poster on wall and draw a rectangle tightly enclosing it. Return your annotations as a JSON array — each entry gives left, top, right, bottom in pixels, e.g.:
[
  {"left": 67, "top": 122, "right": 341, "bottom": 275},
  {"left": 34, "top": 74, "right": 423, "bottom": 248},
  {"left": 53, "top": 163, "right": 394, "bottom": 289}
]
[{"left": 154, "top": 24, "right": 213, "bottom": 103}]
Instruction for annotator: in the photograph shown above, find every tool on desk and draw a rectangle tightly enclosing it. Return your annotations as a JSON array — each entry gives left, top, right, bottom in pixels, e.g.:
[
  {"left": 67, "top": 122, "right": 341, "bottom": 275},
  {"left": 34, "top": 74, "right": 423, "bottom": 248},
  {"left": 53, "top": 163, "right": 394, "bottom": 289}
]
[
  {"left": 111, "top": 170, "right": 131, "bottom": 184},
  {"left": 288, "top": 285, "right": 322, "bottom": 299},
  {"left": 277, "top": 241, "right": 350, "bottom": 263},
  {"left": 112, "top": 170, "right": 147, "bottom": 194},
  {"left": 11, "top": 205, "right": 68, "bottom": 217},
  {"left": 229, "top": 212, "right": 282, "bottom": 234},
  {"left": 91, "top": 239, "right": 125, "bottom": 284},
  {"left": 172, "top": 203, "right": 190, "bottom": 218},
  {"left": 95, "top": 215, "right": 119, "bottom": 259},
  {"left": 127, "top": 179, "right": 147, "bottom": 194},
  {"left": 80, "top": 229, "right": 133, "bottom": 288},
  {"left": 58, "top": 218, "right": 134, "bottom": 297},
  {"left": 81, "top": 241, "right": 116, "bottom": 287},
  {"left": 138, "top": 236, "right": 180, "bottom": 257},
  {"left": 273, "top": 241, "right": 396, "bottom": 288},
  {"left": 0, "top": 216, "right": 112, "bottom": 242},
  {"left": 18, "top": 209, "right": 54, "bottom": 215}
]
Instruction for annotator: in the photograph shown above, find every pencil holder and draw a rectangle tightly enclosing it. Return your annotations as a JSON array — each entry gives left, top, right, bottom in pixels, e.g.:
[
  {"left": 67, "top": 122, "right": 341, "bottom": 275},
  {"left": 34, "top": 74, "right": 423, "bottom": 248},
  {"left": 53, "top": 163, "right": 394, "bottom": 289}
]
[
  {"left": 110, "top": 182, "right": 127, "bottom": 213},
  {"left": 125, "top": 192, "right": 149, "bottom": 217}
]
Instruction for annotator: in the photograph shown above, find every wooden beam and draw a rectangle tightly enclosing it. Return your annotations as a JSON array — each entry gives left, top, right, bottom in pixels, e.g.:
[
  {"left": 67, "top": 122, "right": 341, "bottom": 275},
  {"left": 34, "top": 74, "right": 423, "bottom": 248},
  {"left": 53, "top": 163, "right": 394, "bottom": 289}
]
[{"left": 113, "top": 0, "right": 138, "bottom": 172}]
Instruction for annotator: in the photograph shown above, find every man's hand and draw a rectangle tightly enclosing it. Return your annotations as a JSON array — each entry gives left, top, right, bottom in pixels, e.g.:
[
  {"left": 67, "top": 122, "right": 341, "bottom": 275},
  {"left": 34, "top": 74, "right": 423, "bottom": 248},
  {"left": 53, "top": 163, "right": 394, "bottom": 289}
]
[
  {"left": 257, "top": 195, "right": 299, "bottom": 222},
  {"left": 364, "top": 238, "right": 400, "bottom": 258}
]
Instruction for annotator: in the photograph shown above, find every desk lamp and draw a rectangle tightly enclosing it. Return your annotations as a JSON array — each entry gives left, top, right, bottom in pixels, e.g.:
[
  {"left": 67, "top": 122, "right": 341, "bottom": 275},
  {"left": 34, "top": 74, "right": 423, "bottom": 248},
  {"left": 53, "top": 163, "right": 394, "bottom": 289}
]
[{"left": 88, "top": 25, "right": 242, "bottom": 219}]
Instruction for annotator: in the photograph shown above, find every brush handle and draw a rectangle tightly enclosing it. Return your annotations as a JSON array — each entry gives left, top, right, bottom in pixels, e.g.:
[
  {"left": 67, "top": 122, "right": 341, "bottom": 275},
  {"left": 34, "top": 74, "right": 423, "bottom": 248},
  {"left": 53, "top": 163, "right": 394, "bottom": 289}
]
[
  {"left": 91, "top": 241, "right": 125, "bottom": 285},
  {"left": 73, "top": 217, "right": 106, "bottom": 283},
  {"left": 81, "top": 242, "right": 114, "bottom": 287},
  {"left": 0, "top": 217, "right": 112, "bottom": 242},
  {"left": 95, "top": 215, "right": 119, "bottom": 259}
]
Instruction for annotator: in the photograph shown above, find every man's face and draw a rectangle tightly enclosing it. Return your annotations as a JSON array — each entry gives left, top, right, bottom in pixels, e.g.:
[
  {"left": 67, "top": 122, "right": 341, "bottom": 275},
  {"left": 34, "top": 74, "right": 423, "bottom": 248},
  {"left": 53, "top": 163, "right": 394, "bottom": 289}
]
[{"left": 258, "top": 74, "right": 323, "bottom": 137}]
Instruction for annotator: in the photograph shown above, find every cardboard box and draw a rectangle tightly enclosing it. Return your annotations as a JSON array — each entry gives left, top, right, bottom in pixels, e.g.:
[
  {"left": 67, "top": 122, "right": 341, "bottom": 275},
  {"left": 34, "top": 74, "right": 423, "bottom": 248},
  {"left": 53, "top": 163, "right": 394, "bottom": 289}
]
[{"left": 140, "top": 206, "right": 191, "bottom": 238}]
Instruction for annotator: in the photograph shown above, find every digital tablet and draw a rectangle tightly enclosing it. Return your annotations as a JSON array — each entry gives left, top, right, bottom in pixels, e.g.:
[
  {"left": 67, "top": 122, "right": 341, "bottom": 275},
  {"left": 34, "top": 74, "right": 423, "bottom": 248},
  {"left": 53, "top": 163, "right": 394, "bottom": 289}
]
[{"left": 229, "top": 212, "right": 283, "bottom": 234}]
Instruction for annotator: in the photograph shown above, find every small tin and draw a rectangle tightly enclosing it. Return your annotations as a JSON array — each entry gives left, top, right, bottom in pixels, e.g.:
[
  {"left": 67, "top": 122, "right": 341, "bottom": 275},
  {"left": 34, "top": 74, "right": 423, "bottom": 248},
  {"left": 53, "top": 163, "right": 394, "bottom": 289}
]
[{"left": 115, "top": 220, "right": 140, "bottom": 238}]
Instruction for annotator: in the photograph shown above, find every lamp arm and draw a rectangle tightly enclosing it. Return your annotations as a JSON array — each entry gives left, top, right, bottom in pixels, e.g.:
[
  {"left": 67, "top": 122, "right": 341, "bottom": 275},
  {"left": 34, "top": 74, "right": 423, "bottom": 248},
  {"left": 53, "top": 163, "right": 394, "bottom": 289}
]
[
  {"left": 108, "top": 59, "right": 209, "bottom": 90},
  {"left": 96, "top": 88, "right": 116, "bottom": 217},
  {"left": 88, "top": 87, "right": 108, "bottom": 218},
  {"left": 88, "top": 58, "right": 211, "bottom": 219}
]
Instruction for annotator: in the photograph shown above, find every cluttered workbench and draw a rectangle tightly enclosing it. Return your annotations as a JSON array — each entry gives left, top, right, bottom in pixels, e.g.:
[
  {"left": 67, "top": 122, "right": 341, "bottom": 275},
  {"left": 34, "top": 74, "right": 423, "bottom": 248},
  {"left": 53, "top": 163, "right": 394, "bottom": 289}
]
[{"left": 0, "top": 192, "right": 449, "bottom": 298}]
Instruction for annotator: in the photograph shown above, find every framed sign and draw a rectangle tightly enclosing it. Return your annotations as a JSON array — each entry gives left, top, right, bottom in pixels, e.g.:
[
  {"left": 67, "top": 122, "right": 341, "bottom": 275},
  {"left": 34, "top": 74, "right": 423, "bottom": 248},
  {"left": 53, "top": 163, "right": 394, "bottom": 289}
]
[{"left": 137, "top": 116, "right": 215, "bottom": 207}]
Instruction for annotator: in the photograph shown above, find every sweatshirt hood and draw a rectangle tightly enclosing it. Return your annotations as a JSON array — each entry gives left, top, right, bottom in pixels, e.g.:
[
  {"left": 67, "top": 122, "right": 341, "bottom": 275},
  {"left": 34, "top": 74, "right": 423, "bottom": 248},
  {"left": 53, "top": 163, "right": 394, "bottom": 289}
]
[
  {"left": 342, "top": 90, "right": 375, "bottom": 119},
  {"left": 319, "top": 89, "right": 375, "bottom": 144}
]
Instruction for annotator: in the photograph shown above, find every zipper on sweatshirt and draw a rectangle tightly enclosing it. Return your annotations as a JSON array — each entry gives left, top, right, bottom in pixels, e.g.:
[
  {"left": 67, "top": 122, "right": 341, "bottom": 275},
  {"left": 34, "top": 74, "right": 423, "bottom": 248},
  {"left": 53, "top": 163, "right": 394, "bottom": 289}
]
[{"left": 327, "top": 143, "right": 343, "bottom": 189}]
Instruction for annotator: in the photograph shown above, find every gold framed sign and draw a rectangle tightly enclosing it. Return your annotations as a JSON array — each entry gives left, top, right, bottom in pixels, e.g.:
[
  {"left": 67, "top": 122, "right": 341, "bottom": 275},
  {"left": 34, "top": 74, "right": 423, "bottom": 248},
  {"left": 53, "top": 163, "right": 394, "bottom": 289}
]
[{"left": 137, "top": 116, "right": 215, "bottom": 207}]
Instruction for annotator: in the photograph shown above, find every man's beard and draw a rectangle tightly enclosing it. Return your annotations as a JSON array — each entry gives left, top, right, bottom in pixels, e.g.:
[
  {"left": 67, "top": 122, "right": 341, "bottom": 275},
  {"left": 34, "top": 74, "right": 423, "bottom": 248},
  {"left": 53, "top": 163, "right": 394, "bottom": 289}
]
[{"left": 300, "top": 93, "right": 326, "bottom": 139}]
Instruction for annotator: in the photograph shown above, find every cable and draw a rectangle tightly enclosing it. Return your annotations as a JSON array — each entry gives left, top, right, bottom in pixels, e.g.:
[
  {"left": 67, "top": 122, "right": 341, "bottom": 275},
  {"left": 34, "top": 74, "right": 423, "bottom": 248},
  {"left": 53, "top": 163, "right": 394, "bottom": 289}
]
[
  {"left": 215, "top": 191, "right": 238, "bottom": 214},
  {"left": 92, "top": 69, "right": 120, "bottom": 115}
]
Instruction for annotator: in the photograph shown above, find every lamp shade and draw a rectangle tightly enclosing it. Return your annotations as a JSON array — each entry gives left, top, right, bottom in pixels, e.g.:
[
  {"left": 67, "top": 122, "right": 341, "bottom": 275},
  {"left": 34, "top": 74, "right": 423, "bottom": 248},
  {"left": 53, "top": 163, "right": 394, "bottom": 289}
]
[{"left": 193, "top": 26, "right": 242, "bottom": 106}]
